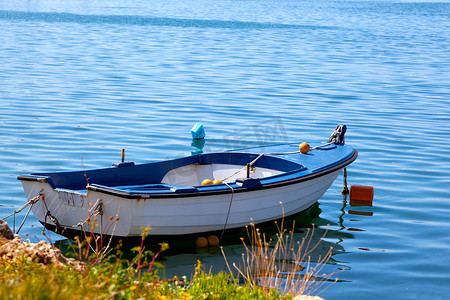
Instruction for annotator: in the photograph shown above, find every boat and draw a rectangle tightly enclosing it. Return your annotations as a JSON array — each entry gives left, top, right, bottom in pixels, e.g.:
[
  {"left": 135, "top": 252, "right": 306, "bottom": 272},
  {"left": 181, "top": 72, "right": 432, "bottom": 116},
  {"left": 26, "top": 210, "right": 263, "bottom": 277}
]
[{"left": 17, "top": 125, "right": 357, "bottom": 239}]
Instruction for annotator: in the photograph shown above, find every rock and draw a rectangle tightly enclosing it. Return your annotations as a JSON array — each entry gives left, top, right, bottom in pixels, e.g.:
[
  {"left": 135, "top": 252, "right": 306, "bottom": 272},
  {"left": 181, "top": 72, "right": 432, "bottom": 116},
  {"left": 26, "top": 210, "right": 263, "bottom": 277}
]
[
  {"left": 0, "top": 220, "right": 84, "bottom": 271},
  {"left": 0, "top": 219, "right": 14, "bottom": 240},
  {"left": 293, "top": 295, "right": 325, "bottom": 300}
]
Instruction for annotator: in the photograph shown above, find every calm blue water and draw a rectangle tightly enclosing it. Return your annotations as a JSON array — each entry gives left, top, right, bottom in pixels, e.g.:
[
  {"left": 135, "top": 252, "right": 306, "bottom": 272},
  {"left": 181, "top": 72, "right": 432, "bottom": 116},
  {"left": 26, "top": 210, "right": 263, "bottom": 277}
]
[{"left": 1, "top": 0, "right": 449, "bottom": 298}]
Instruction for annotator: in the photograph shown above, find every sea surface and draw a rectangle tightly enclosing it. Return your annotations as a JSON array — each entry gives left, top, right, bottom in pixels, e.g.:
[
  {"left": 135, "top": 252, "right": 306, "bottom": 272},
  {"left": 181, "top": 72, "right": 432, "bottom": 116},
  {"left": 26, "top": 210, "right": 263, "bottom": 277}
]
[{"left": 1, "top": 0, "right": 449, "bottom": 299}]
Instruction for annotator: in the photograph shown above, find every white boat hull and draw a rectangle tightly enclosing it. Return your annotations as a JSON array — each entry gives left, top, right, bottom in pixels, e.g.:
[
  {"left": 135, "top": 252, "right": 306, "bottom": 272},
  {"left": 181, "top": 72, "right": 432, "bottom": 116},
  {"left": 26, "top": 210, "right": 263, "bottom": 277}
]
[{"left": 21, "top": 170, "right": 340, "bottom": 237}]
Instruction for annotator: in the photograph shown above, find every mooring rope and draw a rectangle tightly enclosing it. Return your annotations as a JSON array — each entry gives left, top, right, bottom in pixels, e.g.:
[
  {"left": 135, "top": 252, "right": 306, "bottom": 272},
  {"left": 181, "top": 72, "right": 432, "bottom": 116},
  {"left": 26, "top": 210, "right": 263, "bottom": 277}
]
[
  {"left": 220, "top": 182, "right": 235, "bottom": 239},
  {"left": 220, "top": 141, "right": 335, "bottom": 183},
  {"left": 40, "top": 193, "right": 63, "bottom": 234},
  {"left": 1, "top": 191, "right": 42, "bottom": 234},
  {"left": 16, "top": 204, "right": 33, "bottom": 234},
  {"left": 1, "top": 192, "right": 42, "bottom": 221},
  {"left": 342, "top": 167, "right": 349, "bottom": 194},
  {"left": 2, "top": 189, "right": 104, "bottom": 237},
  {"left": 69, "top": 199, "right": 103, "bottom": 228}
]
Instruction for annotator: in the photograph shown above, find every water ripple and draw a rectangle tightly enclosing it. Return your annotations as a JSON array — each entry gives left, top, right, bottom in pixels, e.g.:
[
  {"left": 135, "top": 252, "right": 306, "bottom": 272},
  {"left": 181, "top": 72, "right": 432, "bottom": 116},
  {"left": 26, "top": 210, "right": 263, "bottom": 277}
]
[
  {"left": 1, "top": 1, "right": 450, "bottom": 299},
  {"left": 0, "top": 10, "right": 336, "bottom": 30}
]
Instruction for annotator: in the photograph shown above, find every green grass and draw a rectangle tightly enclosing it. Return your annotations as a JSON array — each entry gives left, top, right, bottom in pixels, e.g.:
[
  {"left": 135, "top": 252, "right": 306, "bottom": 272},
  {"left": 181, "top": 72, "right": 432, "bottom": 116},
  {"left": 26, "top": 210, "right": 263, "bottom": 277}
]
[{"left": 0, "top": 257, "right": 290, "bottom": 300}]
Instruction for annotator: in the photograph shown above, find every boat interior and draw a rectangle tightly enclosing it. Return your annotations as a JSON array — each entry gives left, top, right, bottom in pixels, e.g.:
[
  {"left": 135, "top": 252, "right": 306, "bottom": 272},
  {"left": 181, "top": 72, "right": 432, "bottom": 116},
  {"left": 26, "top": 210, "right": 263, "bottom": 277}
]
[{"left": 23, "top": 152, "right": 305, "bottom": 192}]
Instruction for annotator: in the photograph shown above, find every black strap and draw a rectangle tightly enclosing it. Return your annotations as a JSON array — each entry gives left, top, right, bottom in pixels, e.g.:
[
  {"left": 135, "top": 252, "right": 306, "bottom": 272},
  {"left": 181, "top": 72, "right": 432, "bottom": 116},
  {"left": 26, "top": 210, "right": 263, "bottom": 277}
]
[{"left": 329, "top": 124, "right": 347, "bottom": 145}]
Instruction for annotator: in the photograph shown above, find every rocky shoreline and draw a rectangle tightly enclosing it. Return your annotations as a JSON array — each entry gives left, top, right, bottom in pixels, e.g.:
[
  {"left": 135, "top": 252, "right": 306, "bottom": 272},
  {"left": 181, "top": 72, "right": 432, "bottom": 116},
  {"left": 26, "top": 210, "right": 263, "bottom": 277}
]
[
  {"left": 0, "top": 219, "right": 84, "bottom": 271},
  {"left": 1, "top": 219, "right": 324, "bottom": 299}
]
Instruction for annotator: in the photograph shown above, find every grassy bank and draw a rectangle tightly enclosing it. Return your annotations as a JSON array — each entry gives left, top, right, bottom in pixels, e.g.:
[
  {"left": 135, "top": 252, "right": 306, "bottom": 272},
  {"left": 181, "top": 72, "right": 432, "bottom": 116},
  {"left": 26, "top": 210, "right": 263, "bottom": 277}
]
[
  {"left": 0, "top": 257, "right": 283, "bottom": 300},
  {"left": 0, "top": 221, "right": 330, "bottom": 299}
]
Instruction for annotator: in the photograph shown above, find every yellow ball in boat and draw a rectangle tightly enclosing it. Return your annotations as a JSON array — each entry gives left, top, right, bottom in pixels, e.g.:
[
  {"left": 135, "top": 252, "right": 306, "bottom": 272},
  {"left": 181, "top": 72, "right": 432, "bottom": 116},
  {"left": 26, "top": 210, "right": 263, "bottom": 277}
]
[
  {"left": 299, "top": 142, "right": 310, "bottom": 154},
  {"left": 201, "top": 179, "right": 213, "bottom": 186},
  {"left": 207, "top": 235, "right": 220, "bottom": 247},
  {"left": 213, "top": 179, "right": 223, "bottom": 185},
  {"left": 195, "top": 237, "right": 208, "bottom": 248}
]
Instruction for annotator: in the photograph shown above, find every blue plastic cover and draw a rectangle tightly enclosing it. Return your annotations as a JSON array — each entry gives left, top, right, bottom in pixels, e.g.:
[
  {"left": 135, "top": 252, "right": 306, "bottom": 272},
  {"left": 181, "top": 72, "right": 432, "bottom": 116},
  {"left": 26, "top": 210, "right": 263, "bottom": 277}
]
[{"left": 191, "top": 123, "right": 205, "bottom": 139}]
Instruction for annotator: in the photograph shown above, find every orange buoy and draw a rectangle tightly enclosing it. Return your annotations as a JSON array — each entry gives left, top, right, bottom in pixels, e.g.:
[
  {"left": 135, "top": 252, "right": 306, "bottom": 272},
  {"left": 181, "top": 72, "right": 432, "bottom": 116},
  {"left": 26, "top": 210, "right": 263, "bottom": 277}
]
[
  {"left": 348, "top": 210, "right": 374, "bottom": 216},
  {"left": 207, "top": 235, "right": 220, "bottom": 247},
  {"left": 299, "top": 142, "right": 310, "bottom": 154},
  {"left": 349, "top": 185, "right": 374, "bottom": 202},
  {"left": 201, "top": 179, "right": 213, "bottom": 186},
  {"left": 195, "top": 237, "right": 208, "bottom": 248},
  {"left": 213, "top": 179, "right": 223, "bottom": 185},
  {"left": 349, "top": 200, "right": 373, "bottom": 207}
]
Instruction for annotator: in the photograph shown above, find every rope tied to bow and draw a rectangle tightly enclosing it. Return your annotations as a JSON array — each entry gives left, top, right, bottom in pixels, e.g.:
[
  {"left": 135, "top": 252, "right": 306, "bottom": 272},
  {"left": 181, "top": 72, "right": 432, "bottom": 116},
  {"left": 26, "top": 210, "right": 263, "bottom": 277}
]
[{"left": 1, "top": 189, "right": 44, "bottom": 234}]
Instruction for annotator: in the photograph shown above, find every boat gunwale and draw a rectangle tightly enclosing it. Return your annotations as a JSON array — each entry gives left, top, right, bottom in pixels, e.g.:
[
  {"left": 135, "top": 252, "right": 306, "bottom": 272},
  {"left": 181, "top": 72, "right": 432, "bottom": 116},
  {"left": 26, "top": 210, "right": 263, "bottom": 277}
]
[
  {"left": 18, "top": 151, "right": 303, "bottom": 189},
  {"left": 84, "top": 149, "right": 357, "bottom": 199},
  {"left": 17, "top": 144, "right": 358, "bottom": 199}
]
